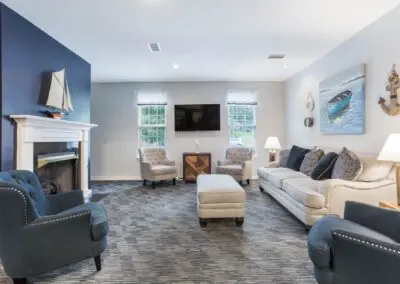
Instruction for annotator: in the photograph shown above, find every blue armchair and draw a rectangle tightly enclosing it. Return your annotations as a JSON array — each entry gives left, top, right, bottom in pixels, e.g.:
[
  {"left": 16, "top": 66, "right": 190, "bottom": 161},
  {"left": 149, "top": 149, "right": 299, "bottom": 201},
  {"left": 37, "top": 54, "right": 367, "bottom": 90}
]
[
  {"left": 308, "top": 201, "right": 400, "bottom": 284},
  {"left": 0, "top": 170, "right": 108, "bottom": 284}
]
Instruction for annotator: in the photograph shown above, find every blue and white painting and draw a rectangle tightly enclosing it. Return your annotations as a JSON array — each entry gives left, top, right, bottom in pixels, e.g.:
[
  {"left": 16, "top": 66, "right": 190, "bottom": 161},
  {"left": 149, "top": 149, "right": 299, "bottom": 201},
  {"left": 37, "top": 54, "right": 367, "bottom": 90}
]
[{"left": 319, "top": 64, "right": 365, "bottom": 134}]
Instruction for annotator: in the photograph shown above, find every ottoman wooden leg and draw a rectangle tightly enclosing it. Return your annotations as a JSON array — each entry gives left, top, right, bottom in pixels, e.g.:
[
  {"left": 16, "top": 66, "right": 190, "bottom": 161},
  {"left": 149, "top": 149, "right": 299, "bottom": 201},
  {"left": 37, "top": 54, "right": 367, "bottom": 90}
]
[
  {"left": 199, "top": 218, "right": 208, "bottom": 227},
  {"left": 235, "top": 217, "right": 244, "bottom": 227}
]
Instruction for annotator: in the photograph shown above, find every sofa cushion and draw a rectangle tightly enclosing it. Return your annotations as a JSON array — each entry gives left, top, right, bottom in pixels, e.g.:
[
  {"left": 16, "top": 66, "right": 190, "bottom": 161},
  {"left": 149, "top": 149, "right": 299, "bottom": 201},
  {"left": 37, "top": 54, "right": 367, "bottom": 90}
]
[
  {"left": 151, "top": 165, "right": 177, "bottom": 175},
  {"left": 257, "top": 167, "right": 294, "bottom": 181},
  {"left": 278, "top": 149, "right": 290, "bottom": 167},
  {"left": 281, "top": 178, "right": 325, "bottom": 209},
  {"left": 287, "top": 145, "right": 311, "bottom": 171},
  {"left": 332, "top": 147, "right": 362, "bottom": 180},
  {"left": 268, "top": 170, "right": 308, "bottom": 188},
  {"left": 311, "top": 152, "right": 338, "bottom": 180},
  {"left": 300, "top": 149, "right": 325, "bottom": 176},
  {"left": 216, "top": 165, "right": 242, "bottom": 176}
]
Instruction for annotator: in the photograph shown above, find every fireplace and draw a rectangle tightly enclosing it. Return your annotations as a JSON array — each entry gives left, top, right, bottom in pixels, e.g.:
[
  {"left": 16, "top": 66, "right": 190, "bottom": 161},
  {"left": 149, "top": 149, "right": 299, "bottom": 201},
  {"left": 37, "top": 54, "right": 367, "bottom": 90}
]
[
  {"left": 10, "top": 115, "right": 97, "bottom": 198},
  {"left": 34, "top": 142, "right": 79, "bottom": 195}
]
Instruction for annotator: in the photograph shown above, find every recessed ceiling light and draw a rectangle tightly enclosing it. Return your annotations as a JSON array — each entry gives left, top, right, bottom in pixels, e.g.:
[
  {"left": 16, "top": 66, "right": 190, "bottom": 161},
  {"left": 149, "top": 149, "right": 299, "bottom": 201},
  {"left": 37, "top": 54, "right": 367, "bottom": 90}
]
[
  {"left": 173, "top": 64, "right": 179, "bottom": 69},
  {"left": 283, "top": 65, "right": 289, "bottom": 69}
]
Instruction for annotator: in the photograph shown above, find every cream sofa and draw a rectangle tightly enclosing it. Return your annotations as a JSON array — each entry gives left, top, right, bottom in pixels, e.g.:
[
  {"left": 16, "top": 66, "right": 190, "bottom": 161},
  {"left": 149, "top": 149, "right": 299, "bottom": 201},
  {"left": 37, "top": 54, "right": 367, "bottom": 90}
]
[{"left": 257, "top": 149, "right": 396, "bottom": 227}]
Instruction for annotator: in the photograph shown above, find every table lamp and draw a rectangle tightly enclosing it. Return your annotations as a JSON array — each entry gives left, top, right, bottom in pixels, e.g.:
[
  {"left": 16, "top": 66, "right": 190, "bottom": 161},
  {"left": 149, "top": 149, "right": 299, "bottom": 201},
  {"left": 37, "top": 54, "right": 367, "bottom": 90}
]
[
  {"left": 378, "top": 133, "right": 400, "bottom": 205},
  {"left": 264, "top": 136, "right": 281, "bottom": 162}
]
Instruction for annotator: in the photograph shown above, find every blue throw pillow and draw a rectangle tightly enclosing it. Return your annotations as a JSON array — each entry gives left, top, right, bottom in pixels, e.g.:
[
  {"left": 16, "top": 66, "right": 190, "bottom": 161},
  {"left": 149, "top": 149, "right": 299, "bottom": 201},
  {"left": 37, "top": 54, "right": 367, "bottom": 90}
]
[
  {"left": 311, "top": 152, "right": 339, "bottom": 180},
  {"left": 287, "top": 145, "right": 311, "bottom": 171}
]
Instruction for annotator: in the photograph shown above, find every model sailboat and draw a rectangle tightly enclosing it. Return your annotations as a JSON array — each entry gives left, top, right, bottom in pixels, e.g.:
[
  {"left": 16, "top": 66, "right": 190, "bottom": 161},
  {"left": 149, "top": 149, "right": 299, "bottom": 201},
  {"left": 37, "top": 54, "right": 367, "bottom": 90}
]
[{"left": 44, "top": 69, "right": 73, "bottom": 119}]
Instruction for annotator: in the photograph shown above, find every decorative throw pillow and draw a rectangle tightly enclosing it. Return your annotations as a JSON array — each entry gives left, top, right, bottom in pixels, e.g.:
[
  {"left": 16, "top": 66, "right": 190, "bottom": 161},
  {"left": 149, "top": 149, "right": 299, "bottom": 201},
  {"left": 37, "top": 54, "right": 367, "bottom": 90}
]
[
  {"left": 311, "top": 152, "right": 338, "bottom": 180},
  {"left": 331, "top": 147, "right": 362, "bottom": 181},
  {"left": 300, "top": 149, "right": 325, "bottom": 176},
  {"left": 278, "top": 149, "right": 290, "bottom": 167},
  {"left": 287, "top": 145, "right": 311, "bottom": 171}
]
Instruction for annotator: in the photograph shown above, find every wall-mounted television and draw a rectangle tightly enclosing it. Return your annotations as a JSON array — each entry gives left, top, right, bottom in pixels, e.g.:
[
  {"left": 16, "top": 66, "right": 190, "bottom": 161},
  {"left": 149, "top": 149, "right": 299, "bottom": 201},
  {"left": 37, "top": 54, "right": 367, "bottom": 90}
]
[{"left": 174, "top": 104, "right": 220, "bottom": 131}]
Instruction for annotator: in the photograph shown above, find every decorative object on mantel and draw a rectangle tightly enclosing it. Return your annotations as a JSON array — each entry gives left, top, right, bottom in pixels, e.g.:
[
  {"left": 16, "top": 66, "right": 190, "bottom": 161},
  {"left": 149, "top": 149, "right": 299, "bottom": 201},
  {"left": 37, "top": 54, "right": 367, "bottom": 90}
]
[
  {"left": 41, "top": 69, "right": 73, "bottom": 119},
  {"left": 264, "top": 136, "right": 281, "bottom": 162},
  {"left": 319, "top": 64, "right": 365, "bottom": 134},
  {"left": 378, "top": 64, "right": 400, "bottom": 116},
  {"left": 304, "top": 117, "right": 314, "bottom": 127},
  {"left": 305, "top": 92, "right": 315, "bottom": 111}
]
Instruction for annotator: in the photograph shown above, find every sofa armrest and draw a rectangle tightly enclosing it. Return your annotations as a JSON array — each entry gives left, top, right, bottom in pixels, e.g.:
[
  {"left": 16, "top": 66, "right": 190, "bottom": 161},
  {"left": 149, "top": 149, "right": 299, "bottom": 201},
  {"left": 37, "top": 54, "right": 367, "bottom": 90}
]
[
  {"left": 160, "top": 160, "right": 175, "bottom": 166},
  {"left": 217, "top": 160, "right": 231, "bottom": 166},
  {"left": 22, "top": 210, "right": 92, "bottom": 254},
  {"left": 266, "top": 161, "right": 279, "bottom": 168},
  {"left": 242, "top": 160, "right": 252, "bottom": 180},
  {"left": 332, "top": 228, "right": 400, "bottom": 283},
  {"left": 344, "top": 201, "right": 400, "bottom": 243},
  {"left": 46, "top": 191, "right": 84, "bottom": 214},
  {"left": 320, "top": 179, "right": 396, "bottom": 217}
]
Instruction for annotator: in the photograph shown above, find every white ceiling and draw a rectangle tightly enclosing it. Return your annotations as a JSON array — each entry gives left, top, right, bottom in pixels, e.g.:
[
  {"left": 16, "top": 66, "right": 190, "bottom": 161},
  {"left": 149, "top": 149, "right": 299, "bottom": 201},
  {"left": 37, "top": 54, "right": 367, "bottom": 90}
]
[{"left": 2, "top": 0, "right": 400, "bottom": 82}]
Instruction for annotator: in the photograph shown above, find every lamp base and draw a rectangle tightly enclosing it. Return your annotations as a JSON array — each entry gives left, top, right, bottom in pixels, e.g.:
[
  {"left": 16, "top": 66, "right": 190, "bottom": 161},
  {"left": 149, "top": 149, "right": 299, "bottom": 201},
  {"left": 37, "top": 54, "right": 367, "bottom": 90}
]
[{"left": 269, "top": 151, "right": 276, "bottom": 162}]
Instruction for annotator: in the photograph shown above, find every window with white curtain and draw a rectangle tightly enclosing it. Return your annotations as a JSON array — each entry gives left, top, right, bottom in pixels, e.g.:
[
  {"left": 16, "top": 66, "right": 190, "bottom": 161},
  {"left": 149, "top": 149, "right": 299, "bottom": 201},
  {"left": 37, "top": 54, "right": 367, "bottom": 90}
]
[
  {"left": 137, "top": 92, "right": 167, "bottom": 147},
  {"left": 227, "top": 92, "right": 257, "bottom": 147}
]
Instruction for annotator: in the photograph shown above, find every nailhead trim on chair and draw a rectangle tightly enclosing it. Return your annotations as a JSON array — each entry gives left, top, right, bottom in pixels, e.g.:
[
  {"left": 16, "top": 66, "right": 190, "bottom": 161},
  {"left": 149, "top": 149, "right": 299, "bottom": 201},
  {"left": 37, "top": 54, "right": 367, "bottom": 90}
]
[
  {"left": 333, "top": 232, "right": 400, "bottom": 255},
  {"left": 28, "top": 211, "right": 91, "bottom": 226},
  {"left": 0, "top": 187, "right": 28, "bottom": 224}
]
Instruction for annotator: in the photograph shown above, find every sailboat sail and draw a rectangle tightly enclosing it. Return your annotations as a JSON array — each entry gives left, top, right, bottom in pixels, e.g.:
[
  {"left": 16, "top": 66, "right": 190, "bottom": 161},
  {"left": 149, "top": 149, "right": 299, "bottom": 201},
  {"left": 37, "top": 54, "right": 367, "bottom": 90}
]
[
  {"left": 65, "top": 79, "right": 73, "bottom": 111},
  {"left": 46, "top": 69, "right": 73, "bottom": 113}
]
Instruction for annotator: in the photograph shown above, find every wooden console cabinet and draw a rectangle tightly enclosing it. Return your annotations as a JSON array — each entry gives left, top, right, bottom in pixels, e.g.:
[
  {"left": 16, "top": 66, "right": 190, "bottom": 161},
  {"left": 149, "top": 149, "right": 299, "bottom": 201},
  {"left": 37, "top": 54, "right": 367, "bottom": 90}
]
[{"left": 183, "top": 152, "right": 211, "bottom": 182}]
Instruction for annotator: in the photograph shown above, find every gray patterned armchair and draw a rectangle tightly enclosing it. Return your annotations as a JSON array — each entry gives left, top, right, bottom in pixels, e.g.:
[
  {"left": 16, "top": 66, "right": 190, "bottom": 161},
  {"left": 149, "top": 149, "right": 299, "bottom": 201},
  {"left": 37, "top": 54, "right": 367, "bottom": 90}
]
[
  {"left": 216, "top": 146, "right": 254, "bottom": 184},
  {"left": 0, "top": 170, "right": 108, "bottom": 284},
  {"left": 139, "top": 147, "right": 178, "bottom": 189}
]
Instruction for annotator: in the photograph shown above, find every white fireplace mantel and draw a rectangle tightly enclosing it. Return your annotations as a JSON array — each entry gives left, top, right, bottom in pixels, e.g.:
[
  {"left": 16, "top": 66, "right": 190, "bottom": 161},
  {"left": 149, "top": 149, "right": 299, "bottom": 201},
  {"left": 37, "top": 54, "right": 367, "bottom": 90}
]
[{"left": 10, "top": 115, "right": 98, "bottom": 198}]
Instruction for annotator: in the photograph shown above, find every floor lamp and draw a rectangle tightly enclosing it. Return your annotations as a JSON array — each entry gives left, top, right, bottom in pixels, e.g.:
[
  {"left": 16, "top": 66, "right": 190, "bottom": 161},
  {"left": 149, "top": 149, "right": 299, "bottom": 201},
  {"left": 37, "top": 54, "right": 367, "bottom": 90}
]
[
  {"left": 378, "top": 133, "right": 400, "bottom": 206},
  {"left": 264, "top": 136, "right": 281, "bottom": 163}
]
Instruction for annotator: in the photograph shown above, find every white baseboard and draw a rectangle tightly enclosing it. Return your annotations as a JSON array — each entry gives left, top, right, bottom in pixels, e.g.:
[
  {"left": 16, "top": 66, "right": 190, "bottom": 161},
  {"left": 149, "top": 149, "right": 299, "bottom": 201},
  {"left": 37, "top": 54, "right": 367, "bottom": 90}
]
[
  {"left": 91, "top": 176, "right": 142, "bottom": 181},
  {"left": 252, "top": 175, "right": 259, "bottom": 180}
]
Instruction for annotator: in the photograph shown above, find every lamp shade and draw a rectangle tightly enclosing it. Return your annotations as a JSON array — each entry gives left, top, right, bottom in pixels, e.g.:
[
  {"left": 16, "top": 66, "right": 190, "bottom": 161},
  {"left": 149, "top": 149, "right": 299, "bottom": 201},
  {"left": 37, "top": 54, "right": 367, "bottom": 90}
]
[
  {"left": 378, "top": 134, "right": 400, "bottom": 162},
  {"left": 264, "top": 136, "right": 281, "bottom": 150}
]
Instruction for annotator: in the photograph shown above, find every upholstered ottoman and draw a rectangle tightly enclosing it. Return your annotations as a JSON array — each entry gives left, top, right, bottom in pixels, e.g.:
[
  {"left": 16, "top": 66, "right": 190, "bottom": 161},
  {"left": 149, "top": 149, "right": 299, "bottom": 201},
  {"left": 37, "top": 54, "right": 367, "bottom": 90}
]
[{"left": 197, "top": 174, "right": 246, "bottom": 227}]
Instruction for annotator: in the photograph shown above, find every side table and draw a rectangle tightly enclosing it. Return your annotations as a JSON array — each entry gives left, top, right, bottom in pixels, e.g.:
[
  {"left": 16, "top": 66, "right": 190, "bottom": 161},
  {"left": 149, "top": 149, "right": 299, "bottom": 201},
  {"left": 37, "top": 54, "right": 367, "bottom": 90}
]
[
  {"left": 182, "top": 152, "right": 211, "bottom": 182},
  {"left": 379, "top": 201, "right": 400, "bottom": 210}
]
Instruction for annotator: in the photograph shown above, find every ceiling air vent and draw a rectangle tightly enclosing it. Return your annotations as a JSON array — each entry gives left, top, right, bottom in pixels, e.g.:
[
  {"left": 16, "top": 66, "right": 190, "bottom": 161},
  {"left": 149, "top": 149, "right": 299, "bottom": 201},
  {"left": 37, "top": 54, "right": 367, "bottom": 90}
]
[
  {"left": 268, "top": 54, "right": 285, "bottom": 59},
  {"left": 148, "top": 42, "right": 161, "bottom": 52}
]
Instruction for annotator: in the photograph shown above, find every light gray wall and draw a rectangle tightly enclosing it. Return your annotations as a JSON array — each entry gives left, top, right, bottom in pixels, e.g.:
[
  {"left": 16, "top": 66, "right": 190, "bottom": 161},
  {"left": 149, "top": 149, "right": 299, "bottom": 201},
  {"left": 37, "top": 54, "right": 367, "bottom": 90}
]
[
  {"left": 285, "top": 5, "right": 400, "bottom": 153},
  {"left": 90, "top": 82, "right": 285, "bottom": 180}
]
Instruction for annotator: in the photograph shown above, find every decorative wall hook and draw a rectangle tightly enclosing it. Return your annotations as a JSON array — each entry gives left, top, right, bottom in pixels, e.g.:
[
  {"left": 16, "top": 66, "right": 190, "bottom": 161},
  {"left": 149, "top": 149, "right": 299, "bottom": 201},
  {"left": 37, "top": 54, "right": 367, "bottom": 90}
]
[
  {"left": 378, "top": 64, "right": 400, "bottom": 116},
  {"left": 305, "top": 92, "right": 315, "bottom": 111}
]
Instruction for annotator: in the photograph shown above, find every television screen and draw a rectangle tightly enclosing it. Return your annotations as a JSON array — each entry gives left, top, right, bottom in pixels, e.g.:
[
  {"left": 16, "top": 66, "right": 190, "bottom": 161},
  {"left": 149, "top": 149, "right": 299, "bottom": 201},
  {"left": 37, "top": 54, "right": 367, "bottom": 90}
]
[{"left": 174, "top": 104, "right": 220, "bottom": 131}]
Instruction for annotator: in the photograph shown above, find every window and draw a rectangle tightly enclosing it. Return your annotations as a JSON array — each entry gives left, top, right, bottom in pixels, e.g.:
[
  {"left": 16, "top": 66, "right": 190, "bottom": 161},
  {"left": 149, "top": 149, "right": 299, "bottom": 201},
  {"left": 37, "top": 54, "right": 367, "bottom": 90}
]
[
  {"left": 137, "top": 93, "right": 167, "bottom": 147},
  {"left": 227, "top": 92, "right": 257, "bottom": 147}
]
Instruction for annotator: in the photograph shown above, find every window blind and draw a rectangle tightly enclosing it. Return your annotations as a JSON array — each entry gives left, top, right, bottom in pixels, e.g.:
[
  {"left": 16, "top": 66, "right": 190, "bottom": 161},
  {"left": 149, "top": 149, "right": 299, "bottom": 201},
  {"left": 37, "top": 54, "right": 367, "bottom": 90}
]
[
  {"left": 137, "top": 92, "right": 167, "bottom": 105},
  {"left": 226, "top": 92, "right": 257, "bottom": 105}
]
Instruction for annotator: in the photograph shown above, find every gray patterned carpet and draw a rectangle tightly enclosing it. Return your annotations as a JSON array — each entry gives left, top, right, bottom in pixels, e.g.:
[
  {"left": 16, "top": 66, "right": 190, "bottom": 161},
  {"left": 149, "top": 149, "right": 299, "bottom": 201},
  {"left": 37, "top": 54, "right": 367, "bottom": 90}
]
[{"left": 0, "top": 181, "right": 316, "bottom": 284}]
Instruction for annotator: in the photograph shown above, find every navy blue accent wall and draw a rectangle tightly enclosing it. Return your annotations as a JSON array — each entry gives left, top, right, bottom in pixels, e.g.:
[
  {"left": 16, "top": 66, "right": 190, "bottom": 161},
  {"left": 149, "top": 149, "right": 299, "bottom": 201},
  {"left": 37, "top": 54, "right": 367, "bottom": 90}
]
[{"left": 0, "top": 4, "right": 91, "bottom": 170}]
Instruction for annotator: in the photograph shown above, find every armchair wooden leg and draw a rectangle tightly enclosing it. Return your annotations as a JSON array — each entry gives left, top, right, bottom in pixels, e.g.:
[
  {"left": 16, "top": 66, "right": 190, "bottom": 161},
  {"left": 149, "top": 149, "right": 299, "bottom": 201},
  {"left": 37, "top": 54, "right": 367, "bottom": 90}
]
[
  {"left": 13, "top": 278, "right": 28, "bottom": 284},
  {"left": 94, "top": 255, "right": 102, "bottom": 271},
  {"left": 152, "top": 181, "right": 156, "bottom": 189},
  {"left": 172, "top": 178, "right": 176, "bottom": 186},
  {"left": 247, "top": 179, "right": 250, "bottom": 185},
  {"left": 143, "top": 180, "right": 146, "bottom": 186}
]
